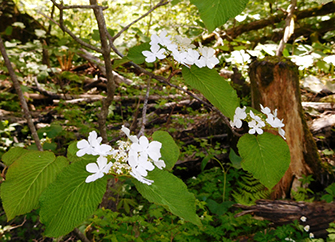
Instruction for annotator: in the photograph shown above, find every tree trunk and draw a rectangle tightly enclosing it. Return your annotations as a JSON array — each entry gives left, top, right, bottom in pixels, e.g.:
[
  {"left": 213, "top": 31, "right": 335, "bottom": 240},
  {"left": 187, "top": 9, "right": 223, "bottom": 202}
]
[{"left": 249, "top": 57, "right": 322, "bottom": 199}]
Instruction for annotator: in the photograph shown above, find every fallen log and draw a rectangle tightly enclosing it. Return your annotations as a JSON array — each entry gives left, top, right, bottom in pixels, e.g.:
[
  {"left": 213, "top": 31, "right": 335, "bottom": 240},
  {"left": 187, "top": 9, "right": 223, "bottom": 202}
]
[
  {"left": 302, "top": 102, "right": 335, "bottom": 112},
  {"left": 235, "top": 199, "right": 335, "bottom": 238}
]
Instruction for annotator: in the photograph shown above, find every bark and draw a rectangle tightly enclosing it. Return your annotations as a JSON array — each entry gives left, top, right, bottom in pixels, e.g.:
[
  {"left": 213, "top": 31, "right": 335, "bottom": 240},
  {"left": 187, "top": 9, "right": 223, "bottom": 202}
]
[
  {"left": 249, "top": 57, "right": 322, "bottom": 199},
  {"left": 89, "top": 0, "right": 115, "bottom": 144}
]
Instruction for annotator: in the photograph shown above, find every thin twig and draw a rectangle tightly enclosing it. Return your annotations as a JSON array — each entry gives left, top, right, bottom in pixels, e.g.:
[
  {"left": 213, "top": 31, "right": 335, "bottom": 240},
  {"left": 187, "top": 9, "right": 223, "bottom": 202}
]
[
  {"left": 276, "top": 0, "right": 297, "bottom": 56},
  {"left": 62, "top": 5, "right": 108, "bottom": 10},
  {"left": 50, "top": 0, "right": 107, "bottom": 10},
  {"left": 111, "top": 0, "right": 170, "bottom": 41},
  {"left": 0, "top": 36, "right": 43, "bottom": 151},
  {"left": 138, "top": 77, "right": 151, "bottom": 137}
]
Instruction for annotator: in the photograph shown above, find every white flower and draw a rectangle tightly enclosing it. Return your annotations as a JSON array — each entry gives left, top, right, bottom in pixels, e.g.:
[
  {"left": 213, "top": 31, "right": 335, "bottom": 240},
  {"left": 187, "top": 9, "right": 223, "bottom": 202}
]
[
  {"left": 260, "top": 104, "right": 271, "bottom": 116},
  {"left": 130, "top": 166, "right": 154, "bottom": 185},
  {"left": 142, "top": 43, "right": 166, "bottom": 63},
  {"left": 304, "top": 225, "right": 310, "bottom": 232},
  {"left": 77, "top": 131, "right": 112, "bottom": 157},
  {"left": 175, "top": 35, "right": 195, "bottom": 51},
  {"left": 300, "top": 216, "right": 307, "bottom": 222},
  {"left": 228, "top": 50, "right": 250, "bottom": 65},
  {"left": 171, "top": 49, "right": 188, "bottom": 65},
  {"left": 120, "top": 126, "right": 165, "bottom": 185},
  {"left": 198, "top": 46, "right": 219, "bottom": 69},
  {"left": 324, "top": 55, "right": 335, "bottom": 65},
  {"left": 278, "top": 127, "right": 286, "bottom": 140},
  {"left": 309, "top": 233, "right": 314, "bottom": 239},
  {"left": 128, "top": 136, "right": 164, "bottom": 184},
  {"left": 130, "top": 136, "right": 164, "bottom": 168},
  {"left": 230, "top": 106, "right": 247, "bottom": 128},
  {"left": 85, "top": 156, "right": 113, "bottom": 183},
  {"left": 184, "top": 49, "right": 200, "bottom": 65},
  {"left": 150, "top": 30, "right": 175, "bottom": 51},
  {"left": 291, "top": 55, "right": 314, "bottom": 70},
  {"left": 284, "top": 238, "right": 295, "bottom": 242},
  {"left": 248, "top": 110, "right": 265, "bottom": 135},
  {"left": 121, "top": 125, "right": 138, "bottom": 143},
  {"left": 260, "top": 104, "right": 286, "bottom": 140}
]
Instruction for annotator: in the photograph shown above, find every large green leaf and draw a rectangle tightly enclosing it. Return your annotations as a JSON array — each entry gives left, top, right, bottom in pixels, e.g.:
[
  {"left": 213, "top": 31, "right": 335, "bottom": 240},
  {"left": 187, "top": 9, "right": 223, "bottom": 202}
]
[
  {"left": 134, "top": 169, "right": 201, "bottom": 226},
  {"left": 182, "top": 65, "right": 239, "bottom": 119},
  {"left": 152, "top": 131, "right": 180, "bottom": 171},
  {"left": 1, "top": 147, "right": 31, "bottom": 166},
  {"left": 1, "top": 151, "right": 68, "bottom": 221},
  {"left": 39, "top": 159, "right": 107, "bottom": 237},
  {"left": 190, "top": 0, "right": 249, "bottom": 32},
  {"left": 237, "top": 133, "right": 291, "bottom": 190}
]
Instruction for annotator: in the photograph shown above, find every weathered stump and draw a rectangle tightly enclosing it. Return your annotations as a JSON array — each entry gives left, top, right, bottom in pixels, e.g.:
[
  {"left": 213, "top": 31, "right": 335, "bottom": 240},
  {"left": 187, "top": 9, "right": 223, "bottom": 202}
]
[{"left": 249, "top": 57, "right": 321, "bottom": 199}]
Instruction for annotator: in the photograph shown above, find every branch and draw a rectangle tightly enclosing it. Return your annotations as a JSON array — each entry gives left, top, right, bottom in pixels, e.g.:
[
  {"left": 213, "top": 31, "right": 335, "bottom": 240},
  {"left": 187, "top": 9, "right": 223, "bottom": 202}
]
[
  {"left": 0, "top": 36, "right": 43, "bottom": 151},
  {"left": 111, "top": 0, "right": 170, "bottom": 41},
  {"left": 77, "top": 48, "right": 133, "bottom": 85},
  {"left": 39, "top": 1, "right": 103, "bottom": 53},
  {"left": 138, "top": 77, "right": 151, "bottom": 137},
  {"left": 276, "top": 0, "right": 297, "bottom": 56},
  {"left": 89, "top": 0, "right": 116, "bottom": 143},
  {"left": 61, "top": 5, "right": 108, "bottom": 10}
]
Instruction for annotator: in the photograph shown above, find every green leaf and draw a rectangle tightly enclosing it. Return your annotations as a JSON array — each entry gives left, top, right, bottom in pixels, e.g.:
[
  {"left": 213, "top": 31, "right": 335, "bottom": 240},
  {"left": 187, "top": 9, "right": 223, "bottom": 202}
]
[
  {"left": 201, "top": 154, "right": 215, "bottom": 171},
  {"left": 190, "top": 0, "right": 249, "bottom": 32},
  {"left": 1, "top": 151, "right": 68, "bottom": 221},
  {"left": 152, "top": 131, "right": 179, "bottom": 170},
  {"left": 206, "top": 199, "right": 234, "bottom": 216},
  {"left": 5, "top": 26, "right": 13, "bottom": 36},
  {"left": 237, "top": 133, "right": 290, "bottom": 190},
  {"left": 39, "top": 159, "right": 107, "bottom": 237},
  {"left": 127, "top": 42, "right": 151, "bottom": 64},
  {"left": 229, "top": 149, "right": 242, "bottom": 169},
  {"left": 112, "top": 57, "right": 131, "bottom": 69},
  {"left": 92, "top": 29, "right": 100, "bottom": 41},
  {"left": 1, "top": 147, "right": 31, "bottom": 166},
  {"left": 134, "top": 169, "right": 201, "bottom": 226},
  {"left": 182, "top": 65, "right": 240, "bottom": 119},
  {"left": 37, "top": 124, "right": 63, "bottom": 139}
]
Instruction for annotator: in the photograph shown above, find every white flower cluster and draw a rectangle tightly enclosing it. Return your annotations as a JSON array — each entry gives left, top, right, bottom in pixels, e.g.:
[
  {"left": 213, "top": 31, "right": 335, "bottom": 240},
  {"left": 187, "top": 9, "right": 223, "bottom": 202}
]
[
  {"left": 142, "top": 30, "right": 219, "bottom": 69},
  {"left": 300, "top": 216, "right": 314, "bottom": 239},
  {"left": 76, "top": 127, "right": 165, "bottom": 185},
  {"left": 230, "top": 104, "right": 286, "bottom": 140}
]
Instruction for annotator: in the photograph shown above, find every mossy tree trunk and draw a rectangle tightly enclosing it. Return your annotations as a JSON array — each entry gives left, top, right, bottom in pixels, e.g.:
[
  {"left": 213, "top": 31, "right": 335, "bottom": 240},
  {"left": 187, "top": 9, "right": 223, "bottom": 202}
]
[{"left": 249, "top": 57, "right": 321, "bottom": 199}]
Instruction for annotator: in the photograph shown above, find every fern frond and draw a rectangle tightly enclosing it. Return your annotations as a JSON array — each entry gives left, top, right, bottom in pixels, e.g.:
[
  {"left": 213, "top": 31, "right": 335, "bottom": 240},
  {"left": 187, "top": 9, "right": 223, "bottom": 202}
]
[{"left": 233, "top": 172, "right": 270, "bottom": 205}]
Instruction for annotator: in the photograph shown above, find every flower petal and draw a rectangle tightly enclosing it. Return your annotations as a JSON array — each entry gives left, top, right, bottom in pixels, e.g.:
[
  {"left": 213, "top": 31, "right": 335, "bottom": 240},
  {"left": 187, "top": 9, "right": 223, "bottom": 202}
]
[
  {"left": 77, "top": 140, "right": 89, "bottom": 149},
  {"left": 147, "top": 141, "right": 162, "bottom": 161},
  {"left": 86, "top": 163, "right": 99, "bottom": 173}
]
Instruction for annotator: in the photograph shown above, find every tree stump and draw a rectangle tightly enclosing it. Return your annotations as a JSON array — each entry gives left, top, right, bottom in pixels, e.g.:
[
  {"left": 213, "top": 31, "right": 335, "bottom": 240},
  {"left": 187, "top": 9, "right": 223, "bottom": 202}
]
[{"left": 249, "top": 57, "right": 322, "bottom": 199}]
